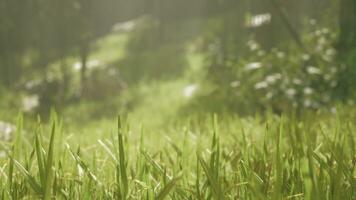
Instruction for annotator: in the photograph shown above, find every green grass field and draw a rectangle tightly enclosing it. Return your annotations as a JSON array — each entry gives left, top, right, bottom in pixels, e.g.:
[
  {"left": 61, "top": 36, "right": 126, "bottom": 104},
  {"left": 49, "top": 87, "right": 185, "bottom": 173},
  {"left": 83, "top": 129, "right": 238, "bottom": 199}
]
[
  {"left": 0, "top": 110, "right": 354, "bottom": 199},
  {"left": 0, "top": 19, "right": 355, "bottom": 200}
]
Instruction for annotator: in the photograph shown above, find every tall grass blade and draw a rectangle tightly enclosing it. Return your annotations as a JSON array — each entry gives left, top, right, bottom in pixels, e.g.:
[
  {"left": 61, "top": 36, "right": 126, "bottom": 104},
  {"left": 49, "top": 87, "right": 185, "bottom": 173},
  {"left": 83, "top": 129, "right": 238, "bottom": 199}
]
[
  {"left": 117, "top": 115, "right": 128, "bottom": 199},
  {"left": 11, "top": 158, "right": 41, "bottom": 194},
  {"left": 273, "top": 118, "right": 283, "bottom": 200},
  {"left": 156, "top": 176, "right": 181, "bottom": 200},
  {"left": 44, "top": 122, "right": 56, "bottom": 200},
  {"left": 197, "top": 153, "right": 224, "bottom": 200},
  {"left": 35, "top": 126, "right": 46, "bottom": 188}
]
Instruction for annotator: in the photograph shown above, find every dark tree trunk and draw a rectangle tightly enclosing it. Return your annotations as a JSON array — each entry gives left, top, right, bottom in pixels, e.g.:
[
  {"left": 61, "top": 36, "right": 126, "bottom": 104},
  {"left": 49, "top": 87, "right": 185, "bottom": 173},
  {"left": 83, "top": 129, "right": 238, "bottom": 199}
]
[
  {"left": 337, "top": 0, "right": 356, "bottom": 99},
  {"left": 80, "top": 43, "right": 89, "bottom": 95},
  {"left": 60, "top": 58, "right": 70, "bottom": 101},
  {"left": 339, "top": 0, "right": 356, "bottom": 52}
]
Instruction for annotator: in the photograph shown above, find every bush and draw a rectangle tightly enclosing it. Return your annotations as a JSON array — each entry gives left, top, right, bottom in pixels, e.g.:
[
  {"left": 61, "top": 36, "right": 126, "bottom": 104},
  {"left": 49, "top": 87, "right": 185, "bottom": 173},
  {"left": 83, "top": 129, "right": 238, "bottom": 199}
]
[{"left": 194, "top": 25, "right": 348, "bottom": 114}]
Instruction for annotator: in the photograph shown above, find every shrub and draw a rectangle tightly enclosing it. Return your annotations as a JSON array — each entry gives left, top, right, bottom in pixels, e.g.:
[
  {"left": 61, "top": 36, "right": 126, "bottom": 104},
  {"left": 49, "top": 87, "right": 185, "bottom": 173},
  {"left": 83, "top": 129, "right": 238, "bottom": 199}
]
[{"left": 197, "top": 25, "right": 347, "bottom": 114}]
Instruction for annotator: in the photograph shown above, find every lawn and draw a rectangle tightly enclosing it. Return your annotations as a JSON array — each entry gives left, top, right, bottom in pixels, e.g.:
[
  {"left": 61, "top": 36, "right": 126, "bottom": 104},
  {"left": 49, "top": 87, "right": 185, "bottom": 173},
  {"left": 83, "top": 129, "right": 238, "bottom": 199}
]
[{"left": 0, "top": 109, "right": 354, "bottom": 199}]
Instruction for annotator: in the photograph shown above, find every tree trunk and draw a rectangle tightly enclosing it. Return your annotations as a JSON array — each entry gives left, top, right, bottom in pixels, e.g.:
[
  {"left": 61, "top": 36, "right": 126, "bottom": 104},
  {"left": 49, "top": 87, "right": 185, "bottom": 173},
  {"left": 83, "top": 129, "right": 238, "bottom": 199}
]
[
  {"left": 337, "top": 0, "right": 356, "bottom": 99},
  {"left": 60, "top": 59, "right": 70, "bottom": 102},
  {"left": 80, "top": 43, "right": 89, "bottom": 96},
  {"left": 339, "top": 0, "right": 356, "bottom": 52}
]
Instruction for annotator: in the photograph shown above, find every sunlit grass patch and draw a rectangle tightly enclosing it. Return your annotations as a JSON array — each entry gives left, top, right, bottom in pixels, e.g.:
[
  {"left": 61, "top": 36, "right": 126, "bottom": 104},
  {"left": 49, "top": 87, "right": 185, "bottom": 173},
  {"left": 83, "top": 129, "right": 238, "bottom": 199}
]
[{"left": 0, "top": 112, "right": 354, "bottom": 199}]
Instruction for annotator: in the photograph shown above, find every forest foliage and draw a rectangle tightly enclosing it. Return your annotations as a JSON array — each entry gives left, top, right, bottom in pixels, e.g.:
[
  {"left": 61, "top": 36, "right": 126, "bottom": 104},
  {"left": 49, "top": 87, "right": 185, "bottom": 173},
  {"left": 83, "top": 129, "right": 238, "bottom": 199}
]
[{"left": 0, "top": 0, "right": 355, "bottom": 117}]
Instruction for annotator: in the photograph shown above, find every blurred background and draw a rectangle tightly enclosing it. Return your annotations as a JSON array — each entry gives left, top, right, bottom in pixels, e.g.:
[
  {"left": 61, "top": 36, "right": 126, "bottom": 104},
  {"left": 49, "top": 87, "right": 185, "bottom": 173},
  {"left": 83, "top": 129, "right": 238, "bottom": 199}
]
[{"left": 0, "top": 0, "right": 355, "bottom": 128}]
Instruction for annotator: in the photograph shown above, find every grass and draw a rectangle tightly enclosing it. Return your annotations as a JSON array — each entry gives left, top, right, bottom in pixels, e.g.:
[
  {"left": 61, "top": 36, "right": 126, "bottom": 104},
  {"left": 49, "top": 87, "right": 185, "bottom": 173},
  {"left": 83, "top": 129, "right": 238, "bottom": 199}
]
[
  {"left": 0, "top": 22, "right": 354, "bottom": 200},
  {"left": 0, "top": 111, "right": 354, "bottom": 199}
]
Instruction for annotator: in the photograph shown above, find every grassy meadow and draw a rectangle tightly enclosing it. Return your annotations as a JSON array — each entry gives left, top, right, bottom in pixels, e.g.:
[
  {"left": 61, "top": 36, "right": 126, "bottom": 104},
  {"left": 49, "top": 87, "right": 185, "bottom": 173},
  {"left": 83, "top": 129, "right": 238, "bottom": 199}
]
[
  {"left": 1, "top": 3, "right": 356, "bottom": 199},
  {"left": 0, "top": 109, "right": 355, "bottom": 199}
]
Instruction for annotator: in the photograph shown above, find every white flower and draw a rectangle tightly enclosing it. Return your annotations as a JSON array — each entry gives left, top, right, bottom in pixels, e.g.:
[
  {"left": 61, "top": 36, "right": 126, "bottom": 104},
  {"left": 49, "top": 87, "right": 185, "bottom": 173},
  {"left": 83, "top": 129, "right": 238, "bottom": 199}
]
[
  {"left": 323, "top": 49, "right": 335, "bottom": 61},
  {"left": 318, "top": 37, "right": 326, "bottom": 45},
  {"left": 302, "top": 54, "right": 310, "bottom": 61},
  {"left": 307, "top": 66, "right": 321, "bottom": 75},
  {"left": 315, "top": 30, "right": 322, "bottom": 36},
  {"left": 255, "top": 81, "right": 268, "bottom": 89},
  {"left": 309, "top": 19, "right": 317, "bottom": 26},
  {"left": 293, "top": 79, "right": 302, "bottom": 85},
  {"left": 325, "top": 49, "right": 335, "bottom": 56},
  {"left": 247, "top": 40, "right": 259, "bottom": 51},
  {"left": 25, "top": 80, "right": 41, "bottom": 90},
  {"left": 246, "top": 13, "right": 271, "bottom": 28},
  {"left": 73, "top": 59, "right": 102, "bottom": 71},
  {"left": 303, "top": 87, "right": 314, "bottom": 95},
  {"left": 0, "top": 121, "right": 16, "bottom": 141},
  {"left": 304, "top": 99, "right": 312, "bottom": 107},
  {"left": 285, "top": 88, "right": 296, "bottom": 97},
  {"left": 73, "top": 62, "right": 82, "bottom": 71},
  {"left": 274, "top": 73, "right": 282, "bottom": 79},
  {"left": 323, "top": 74, "right": 332, "bottom": 81},
  {"left": 230, "top": 81, "right": 240, "bottom": 88},
  {"left": 265, "top": 73, "right": 281, "bottom": 84},
  {"left": 22, "top": 95, "right": 39, "bottom": 112},
  {"left": 266, "top": 76, "right": 276, "bottom": 84},
  {"left": 183, "top": 84, "right": 198, "bottom": 98},
  {"left": 266, "top": 92, "right": 273, "bottom": 99},
  {"left": 322, "top": 28, "right": 329, "bottom": 34},
  {"left": 276, "top": 52, "right": 285, "bottom": 58},
  {"left": 330, "top": 67, "right": 337, "bottom": 74},
  {"left": 245, "top": 62, "right": 262, "bottom": 71}
]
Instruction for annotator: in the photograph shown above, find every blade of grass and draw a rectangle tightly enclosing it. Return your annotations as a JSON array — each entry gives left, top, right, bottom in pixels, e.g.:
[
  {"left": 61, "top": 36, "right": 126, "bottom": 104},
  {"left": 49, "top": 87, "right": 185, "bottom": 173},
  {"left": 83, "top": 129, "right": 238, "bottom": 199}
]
[
  {"left": 44, "top": 122, "right": 56, "bottom": 200},
  {"left": 117, "top": 115, "right": 128, "bottom": 199},
  {"left": 156, "top": 176, "right": 181, "bottom": 200},
  {"left": 273, "top": 118, "right": 283, "bottom": 200},
  {"left": 98, "top": 140, "right": 117, "bottom": 162},
  {"left": 197, "top": 153, "right": 224, "bottom": 200},
  {"left": 35, "top": 126, "right": 46, "bottom": 188},
  {"left": 11, "top": 158, "right": 42, "bottom": 194}
]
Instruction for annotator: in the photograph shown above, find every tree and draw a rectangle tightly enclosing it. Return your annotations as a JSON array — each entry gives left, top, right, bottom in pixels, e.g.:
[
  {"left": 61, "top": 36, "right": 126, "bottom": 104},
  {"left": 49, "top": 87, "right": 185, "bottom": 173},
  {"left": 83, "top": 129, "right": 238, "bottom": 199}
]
[
  {"left": 337, "top": 0, "right": 356, "bottom": 99},
  {"left": 76, "top": 0, "right": 94, "bottom": 95},
  {"left": 0, "top": 0, "right": 31, "bottom": 86}
]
